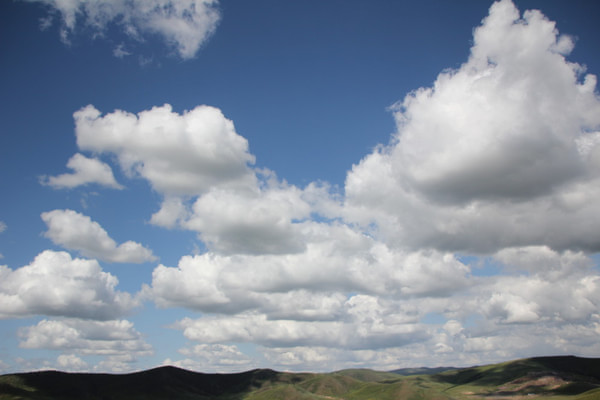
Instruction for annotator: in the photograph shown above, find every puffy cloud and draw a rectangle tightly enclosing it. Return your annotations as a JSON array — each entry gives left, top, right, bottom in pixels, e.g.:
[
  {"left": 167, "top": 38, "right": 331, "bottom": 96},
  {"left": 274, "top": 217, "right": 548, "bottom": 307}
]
[
  {"left": 40, "top": 153, "right": 123, "bottom": 190},
  {"left": 56, "top": 354, "right": 88, "bottom": 372},
  {"left": 183, "top": 179, "right": 311, "bottom": 255},
  {"left": 170, "top": 170, "right": 337, "bottom": 255},
  {"left": 344, "top": 0, "right": 600, "bottom": 253},
  {"left": 145, "top": 227, "right": 471, "bottom": 314},
  {"left": 63, "top": 102, "right": 341, "bottom": 256},
  {"left": 262, "top": 346, "right": 334, "bottom": 369},
  {"left": 156, "top": 244, "right": 600, "bottom": 368},
  {"left": 42, "top": 209, "right": 156, "bottom": 263},
  {"left": 95, "top": 355, "right": 144, "bottom": 373},
  {"left": 0, "top": 250, "right": 137, "bottom": 320},
  {"left": 178, "top": 344, "right": 251, "bottom": 365},
  {"left": 149, "top": 197, "right": 188, "bottom": 229},
  {"left": 260, "top": 312, "right": 600, "bottom": 371},
  {"left": 74, "top": 104, "right": 256, "bottom": 196},
  {"left": 70, "top": 104, "right": 319, "bottom": 255},
  {"left": 164, "top": 344, "right": 254, "bottom": 372},
  {"left": 24, "top": 0, "right": 220, "bottom": 59},
  {"left": 425, "top": 247, "right": 600, "bottom": 361},
  {"left": 174, "top": 309, "right": 428, "bottom": 351},
  {"left": 480, "top": 247, "right": 600, "bottom": 324},
  {"left": 18, "top": 318, "right": 152, "bottom": 360}
]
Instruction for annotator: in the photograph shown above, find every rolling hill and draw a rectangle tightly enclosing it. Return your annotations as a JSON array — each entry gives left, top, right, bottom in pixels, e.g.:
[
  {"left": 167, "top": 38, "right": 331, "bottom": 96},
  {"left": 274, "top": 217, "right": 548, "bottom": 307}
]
[{"left": 0, "top": 355, "right": 599, "bottom": 399}]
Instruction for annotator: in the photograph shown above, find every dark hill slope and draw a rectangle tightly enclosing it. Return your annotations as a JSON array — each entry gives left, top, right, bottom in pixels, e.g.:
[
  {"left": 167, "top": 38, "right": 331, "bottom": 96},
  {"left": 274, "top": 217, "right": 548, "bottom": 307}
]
[{"left": 0, "top": 367, "right": 300, "bottom": 400}]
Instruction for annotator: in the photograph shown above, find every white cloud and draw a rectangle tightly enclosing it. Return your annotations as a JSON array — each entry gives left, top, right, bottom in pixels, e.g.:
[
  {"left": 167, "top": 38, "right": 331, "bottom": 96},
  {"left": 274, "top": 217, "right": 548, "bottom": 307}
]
[
  {"left": 149, "top": 197, "right": 188, "bottom": 228},
  {"left": 152, "top": 242, "right": 600, "bottom": 369},
  {"left": 56, "top": 354, "right": 89, "bottom": 372},
  {"left": 165, "top": 344, "right": 253, "bottom": 372},
  {"left": 19, "top": 318, "right": 152, "bottom": 360},
  {"left": 255, "top": 310, "right": 600, "bottom": 371},
  {"left": 74, "top": 104, "right": 256, "bottom": 196},
  {"left": 173, "top": 170, "right": 339, "bottom": 255},
  {"left": 69, "top": 102, "right": 333, "bottom": 255},
  {"left": 67, "top": 102, "right": 341, "bottom": 256},
  {"left": 24, "top": 0, "right": 220, "bottom": 59},
  {"left": 41, "top": 153, "right": 123, "bottom": 190},
  {"left": 344, "top": 0, "right": 600, "bottom": 253},
  {"left": 183, "top": 179, "right": 311, "bottom": 255},
  {"left": 145, "top": 227, "right": 471, "bottom": 314},
  {"left": 174, "top": 310, "right": 428, "bottom": 351},
  {"left": 113, "top": 43, "right": 131, "bottom": 58},
  {"left": 42, "top": 209, "right": 156, "bottom": 263},
  {"left": 0, "top": 250, "right": 137, "bottom": 320},
  {"left": 437, "top": 251, "right": 598, "bottom": 329},
  {"left": 481, "top": 247, "right": 600, "bottom": 324}
]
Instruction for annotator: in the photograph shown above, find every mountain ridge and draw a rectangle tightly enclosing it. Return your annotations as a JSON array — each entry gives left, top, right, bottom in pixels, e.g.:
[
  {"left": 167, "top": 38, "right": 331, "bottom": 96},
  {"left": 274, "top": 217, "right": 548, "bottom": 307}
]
[{"left": 1, "top": 355, "right": 599, "bottom": 399}]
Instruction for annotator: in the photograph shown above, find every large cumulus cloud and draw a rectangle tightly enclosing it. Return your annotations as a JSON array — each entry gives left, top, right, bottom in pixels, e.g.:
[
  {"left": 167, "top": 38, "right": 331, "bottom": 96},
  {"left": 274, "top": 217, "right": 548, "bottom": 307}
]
[{"left": 344, "top": 0, "right": 600, "bottom": 253}]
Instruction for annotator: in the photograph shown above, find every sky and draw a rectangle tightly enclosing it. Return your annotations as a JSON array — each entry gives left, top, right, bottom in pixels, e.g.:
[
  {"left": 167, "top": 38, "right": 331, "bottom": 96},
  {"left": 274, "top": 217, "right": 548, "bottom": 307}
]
[{"left": 1, "top": 0, "right": 600, "bottom": 374}]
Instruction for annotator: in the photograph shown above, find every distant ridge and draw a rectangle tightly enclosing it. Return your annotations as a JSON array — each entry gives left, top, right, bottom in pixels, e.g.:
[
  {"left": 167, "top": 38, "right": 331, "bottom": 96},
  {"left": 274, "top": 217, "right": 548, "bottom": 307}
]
[
  {"left": 1, "top": 355, "right": 599, "bottom": 399},
  {"left": 390, "top": 366, "right": 456, "bottom": 376}
]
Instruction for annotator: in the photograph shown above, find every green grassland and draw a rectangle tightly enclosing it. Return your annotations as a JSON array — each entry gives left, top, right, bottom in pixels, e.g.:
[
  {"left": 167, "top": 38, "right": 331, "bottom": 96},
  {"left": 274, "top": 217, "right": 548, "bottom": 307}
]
[{"left": 1, "top": 355, "right": 599, "bottom": 399}]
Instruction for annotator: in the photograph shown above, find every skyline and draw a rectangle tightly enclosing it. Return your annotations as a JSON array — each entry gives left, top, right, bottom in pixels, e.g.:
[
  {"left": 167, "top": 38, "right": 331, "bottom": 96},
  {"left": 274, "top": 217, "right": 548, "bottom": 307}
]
[{"left": 1, "top": 0, "right": 600, "bottom": 373}]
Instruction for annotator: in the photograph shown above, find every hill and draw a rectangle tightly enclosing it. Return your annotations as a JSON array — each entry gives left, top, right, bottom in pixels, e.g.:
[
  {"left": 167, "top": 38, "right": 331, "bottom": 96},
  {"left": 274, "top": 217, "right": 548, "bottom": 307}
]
[{"left": 0, "top": 355, "right": 598, "bottom": 399}]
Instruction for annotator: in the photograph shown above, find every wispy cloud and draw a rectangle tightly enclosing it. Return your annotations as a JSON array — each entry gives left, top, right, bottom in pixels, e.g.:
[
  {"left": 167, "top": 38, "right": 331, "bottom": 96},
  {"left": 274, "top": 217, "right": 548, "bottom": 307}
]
[{"left": 23, "top": 0, "right": 220, "bottom": 59}]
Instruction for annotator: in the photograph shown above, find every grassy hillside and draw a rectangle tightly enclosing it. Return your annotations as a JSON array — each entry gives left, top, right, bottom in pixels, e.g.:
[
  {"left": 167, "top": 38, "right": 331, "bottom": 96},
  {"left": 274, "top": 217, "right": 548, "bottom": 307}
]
[
  {"left": 1, "top": 355, "right": 598, "bottom": 399},
  {"left": 432, "top": 355, "right": 600, "bottom": 399}
]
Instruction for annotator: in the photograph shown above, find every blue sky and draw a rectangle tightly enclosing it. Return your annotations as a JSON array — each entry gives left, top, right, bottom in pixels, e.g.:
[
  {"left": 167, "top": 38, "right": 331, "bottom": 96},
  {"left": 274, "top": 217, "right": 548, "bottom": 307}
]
[{"left": 1, "top": 0, "right": 600, "bottom": 373}]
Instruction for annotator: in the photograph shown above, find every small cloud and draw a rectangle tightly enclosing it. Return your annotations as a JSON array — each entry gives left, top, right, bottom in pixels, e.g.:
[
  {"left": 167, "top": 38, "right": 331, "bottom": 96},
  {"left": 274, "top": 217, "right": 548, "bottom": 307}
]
[
  {"left": 41, "top": 209, "right": 156, "bottom": 263},
  {"left": 0, "top": 221, "right": 5, "bottom": 258},
  {"left": 113, "top": 43, "right": 131, "bottom": 58},
  {"left": 38, "top": 15, "right": 53, "bottom": 31},
  {"left": 56, "top": 354, "right": 88, "bottom": 372},
  {"left": 41, "top": 153, "right": 123, "bottom": 190}
]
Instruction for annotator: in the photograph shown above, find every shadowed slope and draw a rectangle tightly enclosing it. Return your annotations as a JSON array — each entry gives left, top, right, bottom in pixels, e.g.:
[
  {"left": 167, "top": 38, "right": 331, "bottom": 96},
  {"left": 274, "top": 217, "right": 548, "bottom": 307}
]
[{"left": 0, "top": 367, "right": 290, "bottom": 400}]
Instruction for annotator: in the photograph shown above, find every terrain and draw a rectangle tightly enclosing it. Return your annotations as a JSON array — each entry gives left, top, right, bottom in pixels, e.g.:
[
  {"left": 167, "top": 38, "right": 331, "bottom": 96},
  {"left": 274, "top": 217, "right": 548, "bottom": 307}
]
[{"left": 1, "top": 355, "right": 599, "bottom": 399}]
